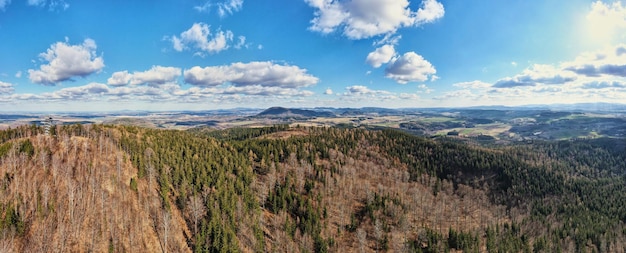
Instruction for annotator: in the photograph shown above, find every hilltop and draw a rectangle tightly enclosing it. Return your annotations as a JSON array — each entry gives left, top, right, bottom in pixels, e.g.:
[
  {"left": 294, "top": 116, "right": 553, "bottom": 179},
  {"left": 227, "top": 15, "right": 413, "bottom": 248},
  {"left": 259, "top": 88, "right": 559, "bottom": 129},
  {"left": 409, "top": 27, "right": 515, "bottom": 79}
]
[{"left": 256, "top": 107, "right": 335, "bottom": 118}]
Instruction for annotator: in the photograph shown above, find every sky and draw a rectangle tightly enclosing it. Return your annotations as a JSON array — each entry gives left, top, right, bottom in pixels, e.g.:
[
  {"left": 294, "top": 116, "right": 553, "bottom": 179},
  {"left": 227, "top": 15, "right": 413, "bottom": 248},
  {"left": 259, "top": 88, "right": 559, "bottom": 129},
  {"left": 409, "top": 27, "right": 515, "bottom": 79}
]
[{"left": 1, "top": 0, "right": 626, "bottom": 111}]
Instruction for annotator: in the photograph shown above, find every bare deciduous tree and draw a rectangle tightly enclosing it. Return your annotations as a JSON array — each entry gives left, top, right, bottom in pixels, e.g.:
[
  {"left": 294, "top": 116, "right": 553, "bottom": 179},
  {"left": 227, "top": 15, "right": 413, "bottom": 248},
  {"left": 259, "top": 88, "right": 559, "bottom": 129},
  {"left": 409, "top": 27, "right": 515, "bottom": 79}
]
[
  {"left": 186, "top": 195, "right": 206, "bottom": 236},
  {"left": 161, "top": 211, "right": 171, "bottom": 253},
  {"left": 357, "top": 228, "right": 367, "bottom": 253}
]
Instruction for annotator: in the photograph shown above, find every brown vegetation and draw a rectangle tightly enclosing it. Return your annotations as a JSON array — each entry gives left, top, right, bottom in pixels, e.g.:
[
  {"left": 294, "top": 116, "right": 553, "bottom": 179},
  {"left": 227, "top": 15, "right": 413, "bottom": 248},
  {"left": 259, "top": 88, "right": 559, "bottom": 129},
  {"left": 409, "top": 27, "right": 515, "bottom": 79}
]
[{"left": 0, "top": 127, "right": 188, "bottom": 252}]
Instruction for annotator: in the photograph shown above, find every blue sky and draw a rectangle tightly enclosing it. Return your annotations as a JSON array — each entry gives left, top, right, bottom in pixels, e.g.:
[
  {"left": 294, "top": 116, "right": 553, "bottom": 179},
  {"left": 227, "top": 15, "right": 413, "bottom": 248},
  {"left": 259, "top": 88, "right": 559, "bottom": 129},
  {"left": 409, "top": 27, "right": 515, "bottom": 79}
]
[{"left": 1, "top": 0, "right": 626, "bottom": 111}]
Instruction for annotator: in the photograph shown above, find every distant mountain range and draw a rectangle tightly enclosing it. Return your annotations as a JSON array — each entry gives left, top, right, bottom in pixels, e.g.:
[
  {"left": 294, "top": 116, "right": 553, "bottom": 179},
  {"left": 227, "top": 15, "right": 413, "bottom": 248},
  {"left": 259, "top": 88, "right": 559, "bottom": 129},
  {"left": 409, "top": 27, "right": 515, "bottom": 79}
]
[
  {"left": 255, "top": 107, "right": 335, "bottom": 118},
  {"left": 253, "top": 103, "right": 626, "bottom": 119},
  {"left": 3, "top": 103, "right": 626, "bottom": 116}
]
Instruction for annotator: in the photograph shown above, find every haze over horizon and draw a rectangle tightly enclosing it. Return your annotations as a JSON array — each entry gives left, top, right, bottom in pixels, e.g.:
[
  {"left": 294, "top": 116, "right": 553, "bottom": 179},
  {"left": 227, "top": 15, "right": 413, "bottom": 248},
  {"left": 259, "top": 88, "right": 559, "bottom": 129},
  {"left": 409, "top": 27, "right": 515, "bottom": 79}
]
[{"left": 2, "top": 0, "right": 626, "bottom": 111}]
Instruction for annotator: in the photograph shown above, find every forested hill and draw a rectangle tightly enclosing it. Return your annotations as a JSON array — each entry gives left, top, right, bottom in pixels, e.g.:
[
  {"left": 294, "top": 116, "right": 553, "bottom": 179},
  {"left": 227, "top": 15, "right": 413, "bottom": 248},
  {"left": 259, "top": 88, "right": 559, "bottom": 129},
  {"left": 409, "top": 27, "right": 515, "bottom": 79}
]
[{"left": 0, "top": 124, "right": 625, "bottom": 252}]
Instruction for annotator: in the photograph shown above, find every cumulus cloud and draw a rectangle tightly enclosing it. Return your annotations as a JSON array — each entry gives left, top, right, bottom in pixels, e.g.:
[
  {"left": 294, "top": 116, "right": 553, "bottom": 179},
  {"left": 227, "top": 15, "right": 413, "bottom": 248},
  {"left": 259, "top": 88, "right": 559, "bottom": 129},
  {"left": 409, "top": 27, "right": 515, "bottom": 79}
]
[
  {"left": 582, "top": 80, "right": 626, "bottom": 89},
  {"left": 586, "top": 1, "right": 626, "bottom": 42},
  {"left": 0, "top": 81, "right": 14, "bottom": 94},
  {"left": 107, "top": 66, "right": 181, "bottom": 87},
  {"left": 384, "top": 51, "right": 436, "bottom": 84},
  {"left": 107, "top": 71, "right": 132, "bottom": 86},
  {"left": 305, "top": 0, "right": 444, "bottom": 39},
  {"left": 45, "top": 82, "right": 109, "bottom": 100},
  {"left": 437, "top": 44, "right": 626, "bottom": 105},
  {"left": 194, "top": 0, "right": 243, "bottom": 17},
  {"left": 183, "top": 61, "right": 319, "bottom": 88},
  {"left": 552, "top": 44, "right": 626, "bottom": 79},
  {"left": 169, "top": 23, "right": 242, "bottom": 55},
  {"left": 366, "top": 44, "right": 396, "bottom": 68},
  {"left": 108, "top": 85, "right": 176, "bottom": 101},
  {"left": 565, "top": 64, "right": 626, "bottom": 77},
  {"left": 415, "top": 0, "right": 445, "bottom": 25},
  {"left": 344, "top": 85, "right": 390, "bottom": 96},
  {"left": 28, "top": 38, "right": 104, "bottom": 85},
  {"left": 493, "top": 64, "right": 577, "bottom": 88},
  {"left": 492, "top": 78, "right": 536, "bottom": 88},
  {"left": 324, "top": 88, "right": 333, "bottom": 95},
  {"left": 129, "top": 66, "right": 181, "bottom": 86}
]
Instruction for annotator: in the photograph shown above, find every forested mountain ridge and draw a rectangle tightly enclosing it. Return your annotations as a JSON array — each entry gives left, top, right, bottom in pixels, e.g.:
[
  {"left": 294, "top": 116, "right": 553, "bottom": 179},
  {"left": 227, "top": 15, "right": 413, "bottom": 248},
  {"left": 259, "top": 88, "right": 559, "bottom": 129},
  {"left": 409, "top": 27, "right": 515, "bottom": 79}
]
[{"left": 0, "top": 124, "right": 625, "bottom": 252}]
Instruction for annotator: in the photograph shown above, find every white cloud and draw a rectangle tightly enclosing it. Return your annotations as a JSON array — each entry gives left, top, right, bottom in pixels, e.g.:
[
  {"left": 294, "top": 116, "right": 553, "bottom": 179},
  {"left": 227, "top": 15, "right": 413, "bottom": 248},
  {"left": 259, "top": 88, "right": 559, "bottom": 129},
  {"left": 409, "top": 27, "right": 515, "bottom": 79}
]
[
  {"left": 582, "top": 80, "right": 626, "bottom": 89},
  {"left": 234, "top": 36, "right": 246, "bottom": 49},
  {"left": 415, "top": 0, "right": 445, "bottom": 25},
  {"left": 453, "top": 80, "right": 491, "bottom": 89},
  {"left": 563, "top": 44, "right": 626, "bottom": 77},
  {"left": 107, "top": 71, "right": 132, "bottom": 86},
  {"left": 44, "top": 82, "right": 109, "bottom": 100},
  {"left": 385, "top": 51, "right": 436, "bottom": 84},
  {"left": 436, "top": 44, "right": 626, "bottom": 106},
  {"left": 305, "top": 0, "right": 444, "bottom": 39},
  {"left": 324, "top": 88, "right": 333, "bottom": 95},
  {"left": 0, "top": 0, "right": 10, "bottom": 11},
  {"left": 194, "top": 0, "right": 243, "bottom": 17},
  {"left": 493, "top": 64, "right": 577, "bottom": 88},
  {"left": 0, "top": 81, "right": 14, "bottom": 94},
  {"left": 340, "top": 85, "right": 419, "bottom": 103},
  {"left": 27, "top": 0, "right": 69, "bottom": 10},
  {"left": 366, "top": 44, "right": 396, "bottom": 68},
  {"left": 220, "top": 85, "right": 314, "bottom": 96},
  {"left": 586, "top": 1, "right": 626, "bottom": 44},
  {"left": 28, "top": 38, "right": 104, "bottom": 85},
  {"left": 9, "top": 93, "right": 42, "bottom": 101},
  {"left": 399, "top": 93, "right": 420, "bottom": 100},
  {"left": 373, "top": 34, "right": 401, "bottom": 46},
  {"left": 108, "top": 85, "right": 177, "bottom": 101},
  {"left": 129, "top": 66, "right": 181, "bottom": 86},
  {"left": 183, "top": 61, "right": 319, "bottom": 88},
  {"left": 14, "top": 71, "right": 21, "bottom": 78},
  {"left": 169, "top": 23, "right": 240, "bottom": 55},
  {"left": 107, "top": 66, "right": 181, "bottom": 87},
  {"left": 217, "top": 0, "right": 243, "bottom": 17},
  {"left": 344, "top": 85, "right": 390, "bottom": 96},
  {"left": 304, "top": 0, "right": 348, "bottom": 34},
  {"left": 417, "top": 83, "right": 433, "bottom": 94}
]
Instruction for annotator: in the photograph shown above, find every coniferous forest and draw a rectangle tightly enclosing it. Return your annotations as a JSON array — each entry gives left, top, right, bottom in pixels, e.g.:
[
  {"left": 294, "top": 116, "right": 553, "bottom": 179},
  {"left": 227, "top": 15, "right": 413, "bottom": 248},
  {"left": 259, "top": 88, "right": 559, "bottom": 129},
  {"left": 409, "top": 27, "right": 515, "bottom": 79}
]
[{"left": 0, "top": 123, "right": 625, "bottom": 252}]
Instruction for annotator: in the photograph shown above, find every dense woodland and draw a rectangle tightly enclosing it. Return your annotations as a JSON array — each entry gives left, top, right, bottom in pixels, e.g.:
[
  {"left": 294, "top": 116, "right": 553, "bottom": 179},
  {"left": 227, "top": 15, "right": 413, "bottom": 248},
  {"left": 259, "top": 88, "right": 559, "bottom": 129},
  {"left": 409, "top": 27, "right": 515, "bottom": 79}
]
[{"left": 0, "top": 123, "right": 625, "bottom": 252}]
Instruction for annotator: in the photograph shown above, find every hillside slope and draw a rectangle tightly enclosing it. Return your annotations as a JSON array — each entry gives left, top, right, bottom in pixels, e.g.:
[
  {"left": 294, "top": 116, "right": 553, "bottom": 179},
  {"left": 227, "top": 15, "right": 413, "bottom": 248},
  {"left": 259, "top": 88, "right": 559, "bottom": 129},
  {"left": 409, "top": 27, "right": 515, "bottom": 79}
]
[
  {"left": 0, "top": 124, "right": 625, "bottom": 252},
  {"left": 0, "top": 125, "right": 189, "bottom": 252}
]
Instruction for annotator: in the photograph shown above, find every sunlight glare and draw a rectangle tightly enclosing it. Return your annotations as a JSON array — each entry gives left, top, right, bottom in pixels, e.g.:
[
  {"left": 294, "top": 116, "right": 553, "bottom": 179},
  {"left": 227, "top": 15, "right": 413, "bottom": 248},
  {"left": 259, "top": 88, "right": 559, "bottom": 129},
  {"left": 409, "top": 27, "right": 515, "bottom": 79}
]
[{"left": 585, "top": 1, "right": 626, "bottom": 46}]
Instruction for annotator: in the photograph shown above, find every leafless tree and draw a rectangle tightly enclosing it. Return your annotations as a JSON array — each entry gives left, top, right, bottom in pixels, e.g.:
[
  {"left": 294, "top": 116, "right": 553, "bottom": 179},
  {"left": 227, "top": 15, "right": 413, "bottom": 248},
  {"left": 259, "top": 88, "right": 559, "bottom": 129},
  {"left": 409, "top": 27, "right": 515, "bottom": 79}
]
[
  {"left": 374, "top": 218, "right": 383, "bottom": 251},
  {"left": 161, "top": 210, "right": 171, "bottom": 253},
  {"left": 357, "top": 228, "right": 367, "bottom": 253},
  {"left": 186, "top": 195, "right": 206, "bottom": 236}
]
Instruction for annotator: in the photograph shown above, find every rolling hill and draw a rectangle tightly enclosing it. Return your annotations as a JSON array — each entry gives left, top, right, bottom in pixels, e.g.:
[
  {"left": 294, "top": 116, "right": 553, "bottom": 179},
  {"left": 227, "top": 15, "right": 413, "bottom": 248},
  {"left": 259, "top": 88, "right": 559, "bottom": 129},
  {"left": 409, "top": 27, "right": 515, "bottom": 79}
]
[
  {"left": 0, "top": 124, "right": 624, "bottom": 252},
  {"left": 256, "top": 107, "right": 335, "bottom": 118}
]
